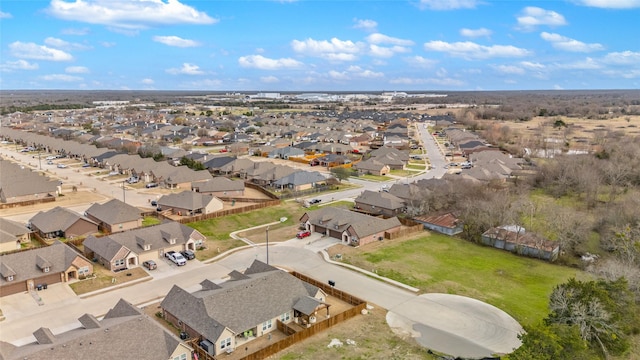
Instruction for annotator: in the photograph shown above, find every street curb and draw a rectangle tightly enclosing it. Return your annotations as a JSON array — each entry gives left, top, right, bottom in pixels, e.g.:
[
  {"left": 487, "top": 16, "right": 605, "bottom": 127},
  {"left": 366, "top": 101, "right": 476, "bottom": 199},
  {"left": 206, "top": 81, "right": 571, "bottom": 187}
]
[{"left": 318, "top": 250, "right": 420, "bottom": 293}]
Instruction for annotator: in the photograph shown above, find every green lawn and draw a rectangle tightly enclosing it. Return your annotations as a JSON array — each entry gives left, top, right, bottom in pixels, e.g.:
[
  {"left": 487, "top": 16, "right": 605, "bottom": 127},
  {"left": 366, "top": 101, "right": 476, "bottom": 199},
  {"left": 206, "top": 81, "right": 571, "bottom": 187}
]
[
  {"left": 358, "top": 174, "right": 393, "bottom": 182},
  {"left": 142, "top": 216, "right": 161, "bottom": 227},
  {"left": 187, "top": 202, "right": 306, "bottom": 241},
  {"left": 406, "top": 164, "right": 427, "bottom": 170},
  {"left": 340, "top": 233, "right": 587, "bottom": 327}
]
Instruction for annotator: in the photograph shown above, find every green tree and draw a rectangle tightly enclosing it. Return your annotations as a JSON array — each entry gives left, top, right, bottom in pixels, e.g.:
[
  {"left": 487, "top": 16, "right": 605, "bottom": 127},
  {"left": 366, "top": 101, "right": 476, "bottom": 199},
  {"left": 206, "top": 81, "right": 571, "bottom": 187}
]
[
  {"left": 508, "top": 323, "right": 591, "bottom": 360},
  {"left": 330, "top": 167, "right": 352, "bottom": 182}
]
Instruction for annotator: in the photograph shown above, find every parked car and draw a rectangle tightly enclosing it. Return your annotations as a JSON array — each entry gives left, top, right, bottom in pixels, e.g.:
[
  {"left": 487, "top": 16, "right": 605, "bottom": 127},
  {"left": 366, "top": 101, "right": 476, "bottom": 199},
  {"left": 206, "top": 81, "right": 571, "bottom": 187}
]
[
  {"left": 46, "top": 160, "right": 54, "bottom": 165},
  {"left": 142, "top": 260, "right": 157, "bottom": 270},
  {"left": 108, "top": 171, "right": 119, "bottom": 176},
  {"left": 167, "top": 252, "right": 186, "bottom": 266},
  {"left": 82, "top": 163, "right": 91, "bottom": 168},
  {"left": 127, "top": 177, "right": 139, "bottom": 184},
  {"left": 57, "top": 164, "right": 67, "bottom": 168},
  {"left": 309, "top": 198, "right": 321, "bottom": 204},
  {"left": 296, "top": 230, "right": 311, "bottom": 239},
  {"left": 145, "top": 182, "right": 158, "bottom": 188},
  {"left": 150, "top": 200, "right": 157, "bottom": 206},
  {"left": 180, "top": 250, "right": 195, "bottom": 260}
]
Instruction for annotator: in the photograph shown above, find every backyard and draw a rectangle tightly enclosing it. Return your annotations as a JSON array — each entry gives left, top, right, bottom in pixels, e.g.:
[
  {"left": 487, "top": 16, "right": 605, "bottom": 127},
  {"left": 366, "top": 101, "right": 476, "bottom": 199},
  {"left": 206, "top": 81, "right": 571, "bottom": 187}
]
[{"left": 327, "top": 232, "right": 586, "bottom": 327}]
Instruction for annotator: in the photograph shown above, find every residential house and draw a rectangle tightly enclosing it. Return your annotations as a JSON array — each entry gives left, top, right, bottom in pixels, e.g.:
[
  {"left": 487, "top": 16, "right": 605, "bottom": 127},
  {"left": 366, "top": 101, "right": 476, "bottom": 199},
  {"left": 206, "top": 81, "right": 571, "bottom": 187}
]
[
  {"left": 300, "top": 207, "right": 402, "bottom": 247},
  {"left": 29, "top": 207, "right": 98, "bottom": 240},
  {"left": 0, "top": 159, "right": 59, "bottom": 203},
  {"left": 413, "top": 212, "right": 464, "bottom": 236},
  {"left": 273, "top": 171, "right": 327, "bottom": 191},
  {"left": 161, "top": 260, "right": 328, "bottom": 357},
  {"left": 157, "top": 191, "right": 223, "bottom": 216},
  {"left": 84, "top": 199, "right": 142, "bottom": 234},
  {"left": 353, "top": 158, "right": 390, "bottom": 176},
  {"left": 0, "top": 299, "right": 193, "bottom": 360},
  {"left": 0, "top": 241, "right": 93, "bottom": 297},
  {"left": 191, "top": 177, "right": 245, "bottom": 197},
  {"left": 83, "top": 222, "right": 205, "bottom": 271},
  {"left": 268, "top": 146, "right": 305, "bottom": 160},
  {"left": 481, "top": 226, "right": 560, "bottom": 261},
  {"left": 0, "top": 218, "right": 31, "bottom": 253},
  {"left": 354, "top": 190, "right": 406, "bottom": 217},
  {"left": 310, "top": 154, "right": 351, "bottom": 168}
]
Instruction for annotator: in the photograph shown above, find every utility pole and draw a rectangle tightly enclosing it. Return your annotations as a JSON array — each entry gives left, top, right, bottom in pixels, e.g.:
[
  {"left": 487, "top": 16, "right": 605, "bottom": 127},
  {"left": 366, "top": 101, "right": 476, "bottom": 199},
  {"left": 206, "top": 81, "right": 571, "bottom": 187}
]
[
  {"left": 265, "top": 226, "right": 269, "bottom": 265},
  {"left": 122, "top": 181, "right": 126, "bottom": 203}
]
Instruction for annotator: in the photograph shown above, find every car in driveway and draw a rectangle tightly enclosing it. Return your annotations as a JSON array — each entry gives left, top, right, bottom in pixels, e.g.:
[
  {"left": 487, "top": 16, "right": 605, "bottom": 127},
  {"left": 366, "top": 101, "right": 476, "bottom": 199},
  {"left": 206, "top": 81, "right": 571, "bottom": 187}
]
[
  {"left": 309, "top": 198, "right": 321, "bottom": 204},
  {"left": 142, "top": 260, "right": 157, "bottom": 270},
  {"left": 180, "top": 250, "right": 195, "bottom": 260},
  {"left": 165, "top": 251, "right": 186, "bottom": 266},
  {"left": 56, "top": 164, "right": 67, "bottom": 168},
  {"left": 296, "top": 230, "right": 311, "bottom": 239},
  {"left": 145, "top": 182, "right": 158, "bottom": 188}
]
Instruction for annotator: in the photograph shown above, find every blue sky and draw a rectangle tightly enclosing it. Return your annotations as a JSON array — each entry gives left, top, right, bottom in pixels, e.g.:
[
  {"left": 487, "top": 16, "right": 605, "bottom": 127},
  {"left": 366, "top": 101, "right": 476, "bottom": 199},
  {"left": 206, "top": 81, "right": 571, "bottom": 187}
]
[{"left": 1, "top": 0, "right": 639, "bottom": 91}]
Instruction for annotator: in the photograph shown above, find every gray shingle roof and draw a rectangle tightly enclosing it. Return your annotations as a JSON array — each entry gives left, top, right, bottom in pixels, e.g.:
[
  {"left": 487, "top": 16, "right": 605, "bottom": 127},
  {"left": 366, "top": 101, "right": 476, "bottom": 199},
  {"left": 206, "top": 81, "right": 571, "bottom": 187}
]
[
  {"left": 0, "top": 159, "right": 59, "bottom": 200},
  {"left": 29, "top": 207, "right": 97, "bottom": 234},
  {"left": 85, "top": 199, "right": 141, "bottom": 226},
  {"left": 157, "top": 191, "right": 216, "bottom": 211},
  {"left": 2, "top": 299, "right": 190, "bottom": 360},
  {"left": 0, "top": 241, "right": 91, "bottom": 286},
  {"left": 303, "top": 207, "right": 400, "bottom": 239},
  {"left": 84, "top": 222, "right": 204, "bottom": 258},
  {"left": 191, "top": 177, "right": 245, "bottom": 193},
  {"left": 161, "top": 260, "right": 320, "bottom": 342},
  {"left": 354, "top": 190, "right": 405, "bottom": 210}
]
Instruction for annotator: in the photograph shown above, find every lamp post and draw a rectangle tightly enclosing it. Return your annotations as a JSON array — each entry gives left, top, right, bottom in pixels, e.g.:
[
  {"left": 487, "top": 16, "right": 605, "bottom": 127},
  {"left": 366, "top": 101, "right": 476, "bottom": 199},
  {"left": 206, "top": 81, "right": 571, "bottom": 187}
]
[
  {"left": 122, "top": 180, "right": 126, "bottom": 203},
  {"left": 265, "top": 226, "right": 269, "bottom": 265}
]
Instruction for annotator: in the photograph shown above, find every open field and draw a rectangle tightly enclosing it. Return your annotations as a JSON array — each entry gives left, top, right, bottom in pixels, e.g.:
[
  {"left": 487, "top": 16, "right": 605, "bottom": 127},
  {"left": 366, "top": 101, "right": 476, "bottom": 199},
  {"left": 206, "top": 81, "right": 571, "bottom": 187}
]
[
  {"left": 328, "top": 232, "right": 586, "bottom": 328},
  {"left": 69, "top": 266, "right": 149, "bottom": 295}
]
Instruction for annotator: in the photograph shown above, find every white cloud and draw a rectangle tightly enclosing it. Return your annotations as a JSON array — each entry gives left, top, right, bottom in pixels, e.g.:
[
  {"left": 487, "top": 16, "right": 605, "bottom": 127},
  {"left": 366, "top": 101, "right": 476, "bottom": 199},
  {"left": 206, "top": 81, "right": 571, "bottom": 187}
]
[
  {"left": 353, "top": 18, "right": 377, "bottom": 32},
  {"left": 540, "top": 32, "right": 604, "bottom": 52},
  {"left": 153, "top": 35, "right": 200, "bottom": 47},
  {"left": 166, "top": 63, "right": 204, "bottom": 75},
  {"left": 66, "top": 66, "right": 89, "bottom": 73},
  {"left": 238, "top": 55, "right": 303, "bottom": 70},
  {"left": 574, "top": 0, "right": 640, "bottom": 8},
  {"left": 424, "top": 41, "right": 531, "bottom": 59},
  {"left": 0, "top": 60, "right": 39, "bottom": 72},
  {"left": 61, "top": 27, "right": 90, "bottom": 35},
  {"left": 389, "top": 77, "right": 464, "bottom": 86},
  {"left": 291, "top": 38, "right": 362, "bottom": 61},
  {"left": 101, "top": 41, "right": 116, "bottom": 48},
  {"left": 517, "top": 7, "right": 567, "bottom": 31},
  {"left": 556, "top": 57, "right": 601, "bottom": 70},
  {"left": 328, "top": 66, "right": 383, "bottom": 80},
  {"left": 405, "top": 56, "right": 438, "bottom": 68},
  {"left": 260, "top": 76, "right": 280, "bottom": 83},
  {"left": 602, "top": 51, "right": 640, "bottom": 65},
  {"left": 328, "top": 70, "right": 350, "bottom": 80},
  {"left": 44, "top": 37, "right": 91, "bottom": 51},
  {"left": 47, "top": 0, "right": 217, "bottom": 30},
  {"left": 418, "top": 0, "right": 479, "bottom": 10},
  {"left": 9, "top": 41, "right": 73, "bottom": 61},
  {"left": 0, "top": 11, "right": 12, "bottom": 18},
  {"left": 368, "top": 44, "right": 410, "bottom": 58},
  {"left": 366, "top": 33, "right": 414, "bottom": 46},
  {"left": 141, "top": 78, "right": 154, "bottom": 84},
  {"left": 460, "top": 28, "right": 492, "bottom": 38},
  {"left": 492, "top": 64, "right": 525, "bottom": 75},
  {"left": 41, "top": 74, "right": 83, "bottom": 82},
  {"left": 520, "top": 61, "right": 545, "bottom": 69}
]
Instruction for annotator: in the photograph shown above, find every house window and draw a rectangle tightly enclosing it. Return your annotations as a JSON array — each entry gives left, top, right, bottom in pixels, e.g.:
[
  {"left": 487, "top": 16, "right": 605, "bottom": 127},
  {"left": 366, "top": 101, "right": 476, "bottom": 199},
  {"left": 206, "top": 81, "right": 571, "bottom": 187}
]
[
  {"left": 280, "top": 312, "right": 290, "bottom": 322},
  {"left": 173, "top": 355, "right": 187, "bottom": 360},
  {"left": 114, "top": 259, "right": 125, "bottom": 267},
  {"left": 43, "top": 267, "right": 50, "bottom": 273},
  {"left": 262, "top": 319, "right": 272, "bottom": 331},
  {"left": 220, "top": 337, "right": 231, "bottom": 349},
  {"left": 6, "top": 275, "right": 13, "bottom": 281},
  {"left": 78, "top": 266, "right": 89, "bottom": 275}
]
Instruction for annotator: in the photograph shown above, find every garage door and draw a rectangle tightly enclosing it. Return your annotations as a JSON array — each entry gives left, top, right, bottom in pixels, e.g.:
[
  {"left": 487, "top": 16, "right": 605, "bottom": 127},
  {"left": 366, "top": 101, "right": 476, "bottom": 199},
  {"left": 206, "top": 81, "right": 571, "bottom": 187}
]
[
  {"left": 329, "top": 230, "right": 342, "bottom": 239},
  {"left": 33, "top": 273, "right": 62, "bottom": 287},
  {"left": 314, "top": 226, "right": 326, "bottom": 235},
  {"left": 0, "top": 281, "right": 27, "bottom": 297}
]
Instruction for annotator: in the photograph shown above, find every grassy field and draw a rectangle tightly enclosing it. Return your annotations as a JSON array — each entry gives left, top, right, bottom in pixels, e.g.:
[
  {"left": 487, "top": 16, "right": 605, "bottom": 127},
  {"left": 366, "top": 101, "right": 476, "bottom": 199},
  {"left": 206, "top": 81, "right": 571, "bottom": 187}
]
[
  {"left": 187, "top": 202, "right": 309, "bottom": 259},
  {"left": 357, "top": 174, "right": 393, "bottom": 182},
  {"left": 329, "top": 233, "right": 586, "bottom": 327},
  {"left": 142, "top": 216, "right": 161, "bottom": 227}
]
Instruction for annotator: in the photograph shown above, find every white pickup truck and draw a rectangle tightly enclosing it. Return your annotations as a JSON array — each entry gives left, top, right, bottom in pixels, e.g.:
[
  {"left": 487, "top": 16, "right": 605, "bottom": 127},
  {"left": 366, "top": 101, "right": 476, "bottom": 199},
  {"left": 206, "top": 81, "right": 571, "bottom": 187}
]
[{"left": 165, "top": 251, "right": 186, "bottom": 266}]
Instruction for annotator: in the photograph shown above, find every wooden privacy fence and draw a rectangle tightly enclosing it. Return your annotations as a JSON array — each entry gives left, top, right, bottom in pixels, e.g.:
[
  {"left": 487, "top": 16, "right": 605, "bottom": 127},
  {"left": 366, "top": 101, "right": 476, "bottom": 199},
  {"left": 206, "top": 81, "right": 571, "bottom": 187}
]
[
  {"left": 237, "top": 302, "right": 366, "bottom": 360},
  {"left": 0, "top": 196, "right": 55, "bottom": 209},
  {"left": 173, "top": 199, "right": 282, "bottom": 224}
]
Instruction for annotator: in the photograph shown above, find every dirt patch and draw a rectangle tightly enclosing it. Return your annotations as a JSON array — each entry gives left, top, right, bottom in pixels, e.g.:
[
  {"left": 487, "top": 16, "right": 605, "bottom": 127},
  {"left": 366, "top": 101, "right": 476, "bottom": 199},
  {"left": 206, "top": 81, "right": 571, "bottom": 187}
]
[
  {"left": 272, "top": 304, "right": 433, "bottom": 360},
  {"left": 0, "top": 190, "right": 108, "bottom": 218},
  {"left": 69, "top": 266, "right": 150, "bottom": 295}
]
